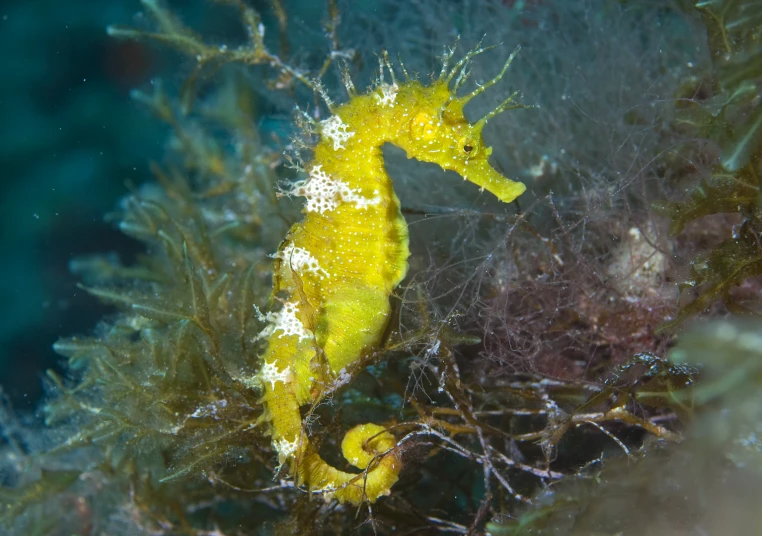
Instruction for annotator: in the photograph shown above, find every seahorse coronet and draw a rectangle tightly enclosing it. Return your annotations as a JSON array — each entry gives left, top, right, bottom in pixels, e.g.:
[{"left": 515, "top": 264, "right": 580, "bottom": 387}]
[{"left": 256, "top": 43, "right": 527, "bottom": 504}]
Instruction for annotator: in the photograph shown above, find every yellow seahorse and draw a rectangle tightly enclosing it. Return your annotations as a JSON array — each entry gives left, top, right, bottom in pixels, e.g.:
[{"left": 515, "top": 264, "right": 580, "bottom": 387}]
[{"left": 255, "top": 44, "right": 527, "bottom": 504}]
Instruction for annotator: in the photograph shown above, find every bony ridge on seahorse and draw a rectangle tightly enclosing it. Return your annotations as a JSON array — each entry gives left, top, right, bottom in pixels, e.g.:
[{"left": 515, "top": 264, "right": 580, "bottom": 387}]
[{"left": 254, "top": 42, "right": 527, "bottom": 504}]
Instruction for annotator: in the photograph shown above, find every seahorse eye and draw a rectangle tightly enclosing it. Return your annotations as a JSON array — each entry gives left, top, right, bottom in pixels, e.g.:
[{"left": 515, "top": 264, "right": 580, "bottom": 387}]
[{"left": 458, "top": 135, "right": 477, "bottom": 156}]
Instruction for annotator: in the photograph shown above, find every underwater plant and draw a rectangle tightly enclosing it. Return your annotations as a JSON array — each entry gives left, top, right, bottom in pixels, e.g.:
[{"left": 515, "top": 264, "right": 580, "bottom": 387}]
[{"left": 656, "top": 0, "right": 762, "bottom": 329}]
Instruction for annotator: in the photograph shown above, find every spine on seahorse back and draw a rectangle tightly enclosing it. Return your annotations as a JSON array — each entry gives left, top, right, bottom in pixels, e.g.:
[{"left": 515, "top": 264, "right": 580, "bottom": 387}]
[{"left": 255, "top": 45, "right": 527, "bottom": 504}]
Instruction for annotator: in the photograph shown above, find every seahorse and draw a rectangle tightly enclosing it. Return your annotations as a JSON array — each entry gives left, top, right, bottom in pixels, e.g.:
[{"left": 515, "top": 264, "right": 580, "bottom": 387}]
[{"left": 255, "top": 44, "right": 527, "bottom": 504}]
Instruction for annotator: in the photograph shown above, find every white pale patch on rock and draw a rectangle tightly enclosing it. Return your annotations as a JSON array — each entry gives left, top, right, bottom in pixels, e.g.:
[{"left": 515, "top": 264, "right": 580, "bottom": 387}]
[
  {"left": 375, "top": 83, "right": 399, "bottom": 107},
  {"left": 606, "top": 224, "right": 668, "bottom": 299},
  {"left": 189, "top": 399, "right": 228, "bottom": 420},
  {"left": 255, "top": 300, "right": 312, "bottom": 341},
  {"left": 273, "top": 242, "right": 329, "bottom": 279},
  {"left": 287, "top": 165, "right": 381, "bottom": 214},
  {"left": 258, "top": 360, "right": 292, "bottom": 389},
  {"left": 320, "top": 115, "right": 355, "bottom": 150}
]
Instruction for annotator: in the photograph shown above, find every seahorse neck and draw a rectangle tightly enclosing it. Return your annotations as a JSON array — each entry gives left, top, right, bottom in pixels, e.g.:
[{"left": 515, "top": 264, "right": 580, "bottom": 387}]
[{"left": 313, "top": 85, "right": 425, "bottom": 191}]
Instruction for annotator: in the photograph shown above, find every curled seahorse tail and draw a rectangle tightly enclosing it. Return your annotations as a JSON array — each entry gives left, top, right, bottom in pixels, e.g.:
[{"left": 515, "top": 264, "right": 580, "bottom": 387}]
[
  {"left": 295, "top": 423, "right": 401, "bottom": 504},
  {"left": 260, "top": 362, "right": 400, "bottom": 505},
  {"left": 340, "top": 423, "right": 401, "bottom": 503}
]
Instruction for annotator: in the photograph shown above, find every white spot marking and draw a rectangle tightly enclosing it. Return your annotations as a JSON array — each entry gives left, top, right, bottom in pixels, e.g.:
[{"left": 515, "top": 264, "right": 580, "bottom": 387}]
[
  {"left": 255, "top": 300, "right": 311, "bottom": 341},
  {"left": 320, "top": 115, "right": 355, "bottom": 150},
  {"left": 288, "top": 165, "right": 380, "bottom": 214},
  {"left": 257, "top": 360, "right": 292, "bottom": 389},
  {"left": 273, "top": 243, "right": 329, "bottom": 278}
]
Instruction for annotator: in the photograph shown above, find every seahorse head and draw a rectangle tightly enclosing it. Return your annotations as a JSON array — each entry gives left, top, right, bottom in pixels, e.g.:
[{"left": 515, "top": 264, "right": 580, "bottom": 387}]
[{"left": 393, "top": 44, "right": 528, "bottom": 204}]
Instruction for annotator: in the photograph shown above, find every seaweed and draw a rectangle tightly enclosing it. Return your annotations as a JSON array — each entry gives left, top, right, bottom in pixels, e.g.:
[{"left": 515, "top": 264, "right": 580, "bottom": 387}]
[
  {"left": 107, "top": 0, "right": 352, "bottom": 111},
  {"left": 490, "top": 319, "right": 762, "bottom": 535},
  {"left": 656, "top": 0, "right": 762, "bottom": 330}
]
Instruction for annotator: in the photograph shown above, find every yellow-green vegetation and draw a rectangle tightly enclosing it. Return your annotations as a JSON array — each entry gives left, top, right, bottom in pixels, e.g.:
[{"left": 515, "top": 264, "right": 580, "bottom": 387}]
[
  {"left": 656, "top": 0, "right": 762, "bottom": 329},
  {"left": 491, "top": 319, "right": 762, "bottom": 535}
]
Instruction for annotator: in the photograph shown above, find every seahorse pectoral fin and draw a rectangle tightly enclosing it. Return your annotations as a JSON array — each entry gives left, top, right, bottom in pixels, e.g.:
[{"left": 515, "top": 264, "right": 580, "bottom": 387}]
[{"left": 315, "top": 284, "right": 392, "bottom": 375}]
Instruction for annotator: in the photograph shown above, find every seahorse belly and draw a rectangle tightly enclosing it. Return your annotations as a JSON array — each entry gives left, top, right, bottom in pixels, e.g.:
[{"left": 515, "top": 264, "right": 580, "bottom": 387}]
[{"left": 273, "top": 159, "right": 409, "bottom": 402}]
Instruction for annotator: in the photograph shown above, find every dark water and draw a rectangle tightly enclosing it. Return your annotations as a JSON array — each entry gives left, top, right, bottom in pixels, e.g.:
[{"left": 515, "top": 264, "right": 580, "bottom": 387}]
[
  {"left": 0, "top": 0, "right": 338, "bottom": 409},
  {"left": 0, "top": 2, "right": 221, "bottom": 408}
]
